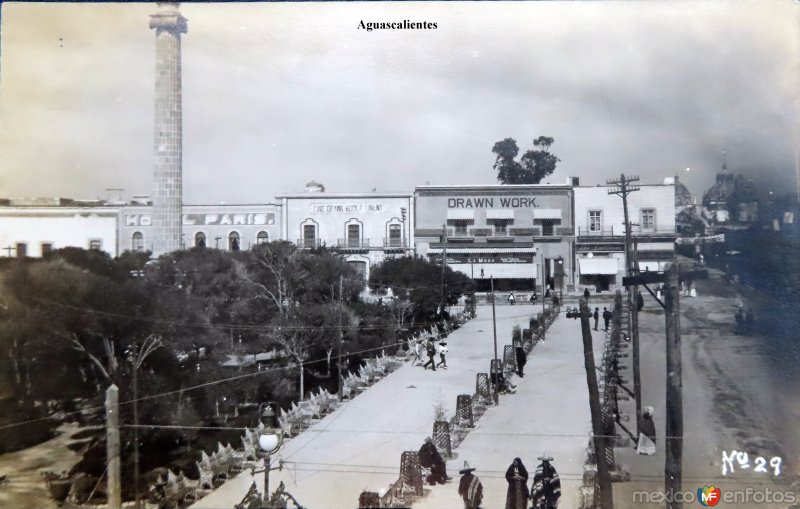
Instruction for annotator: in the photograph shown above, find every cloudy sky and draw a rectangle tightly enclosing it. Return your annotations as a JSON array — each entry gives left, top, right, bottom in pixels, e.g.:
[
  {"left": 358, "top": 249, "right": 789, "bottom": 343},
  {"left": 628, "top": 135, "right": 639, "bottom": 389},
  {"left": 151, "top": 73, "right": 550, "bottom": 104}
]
[{"left": 0, "top": 1, "right": 797, "bottom": 203}]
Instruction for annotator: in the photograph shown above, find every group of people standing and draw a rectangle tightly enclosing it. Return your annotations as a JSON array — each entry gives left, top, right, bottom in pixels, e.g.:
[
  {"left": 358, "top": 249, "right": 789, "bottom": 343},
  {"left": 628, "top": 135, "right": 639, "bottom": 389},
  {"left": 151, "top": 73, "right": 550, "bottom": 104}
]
[
  {"left": 454, "top": 455, "right": 561, "bottom": 509},
  {"left": 504, "top": 456, "right": 562, "bottom": 509}
]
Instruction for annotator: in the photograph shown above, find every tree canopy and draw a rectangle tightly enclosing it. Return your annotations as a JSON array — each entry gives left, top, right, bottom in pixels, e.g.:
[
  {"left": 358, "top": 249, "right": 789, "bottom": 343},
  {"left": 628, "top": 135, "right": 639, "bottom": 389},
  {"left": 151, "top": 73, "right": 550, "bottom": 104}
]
[{"left": 492, "top": 136, "right": 561, "bottom": 185}]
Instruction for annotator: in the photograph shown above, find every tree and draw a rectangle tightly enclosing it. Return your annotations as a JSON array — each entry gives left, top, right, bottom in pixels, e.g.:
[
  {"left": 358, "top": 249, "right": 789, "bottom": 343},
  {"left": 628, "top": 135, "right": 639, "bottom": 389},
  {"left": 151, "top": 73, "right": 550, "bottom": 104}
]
[
  {"left": 369, "top": 256, "right": 474, "bottom": 324},
  {"left": 492, "top": 136, "right": 561, "bottom": 184}
]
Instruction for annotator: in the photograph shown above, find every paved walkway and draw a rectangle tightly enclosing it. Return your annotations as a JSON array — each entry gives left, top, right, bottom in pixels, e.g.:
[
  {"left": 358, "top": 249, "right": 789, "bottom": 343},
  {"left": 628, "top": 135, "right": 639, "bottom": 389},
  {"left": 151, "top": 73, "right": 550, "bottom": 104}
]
[
  {"left": 191, "top": 304, "right": 538, "bottom": 509},
  {"left": 415, "top": 302, "right": 600, "bottom": 509}
]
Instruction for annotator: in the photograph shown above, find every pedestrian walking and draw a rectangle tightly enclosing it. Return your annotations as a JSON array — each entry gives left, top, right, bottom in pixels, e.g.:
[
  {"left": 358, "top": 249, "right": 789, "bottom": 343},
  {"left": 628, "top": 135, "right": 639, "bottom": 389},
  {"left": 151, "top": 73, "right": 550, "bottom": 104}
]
[
  {"left": 504, "top": 458, "right": 529, "bottom": 509},
  {"left": 583, "top": 287, "right": 590, "bottom": 302},
  {"left": 529, "top": 292, "right": 538, "bottom": 304},
  {"left": 531, "top": 453, "right": 561, "bottom": 509},
  {"left": 423, "top": 339, "right": 437, "bottom": 371},
  {"left": 637, "top": 406, "right": 657, "bottom": 456},
  {"left": 418, "top": 437, "right": 451, "bottom": 485},
  {"left": 436, "top": 340, "right": 448, "bottom": 369},
  {"left": 515, "top": 345, "right": 527, "bottom": 377},
  {"left": 412, "top": 338, "right": 424, "bottom": 365},
  {"left": 602, "top": 307, "right": 612, "bottom": 331},
  {"left": 593, "top": 308, "right": 600, "bottom": 331},
  {"left": 508, "top": 292, "right": 516, "bottom": 305},
  {"left": 734, "top": 308, "right": 744, "bottom": 335},
  {"left": 458, "top": 461, "right": 483, "bottom": 509}
]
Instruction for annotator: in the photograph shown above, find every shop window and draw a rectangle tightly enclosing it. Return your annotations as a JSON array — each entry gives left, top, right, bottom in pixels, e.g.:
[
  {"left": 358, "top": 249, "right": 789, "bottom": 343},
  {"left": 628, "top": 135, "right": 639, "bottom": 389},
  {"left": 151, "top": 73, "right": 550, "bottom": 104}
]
[
  {"left": 195, "top": 232, "right": 207, "bottom": 248},
  {"left": 256, "top": 231, "right": 269, "bottom": 245},
  {"left": 589, "top": 211, "right": 603, "bottom": 232},
  {"left": 303, "top": 224, "right": 317, "bottom": 248},
  {"left": 388, "top": 224, "right": 402, "bottom": 246},
  {"left": 16, "top": 243, "right": 27, "bottom": 258},
  {"left": 347, "top": 224, "right": 361, "bottom": 247},
  {"left": 41, "top": 243, "right": 53, "bottom": 256},
  {"left": 89, "top": 239, "right": 102, "bottom": 251},
  {"left": 132, "top": 232, "right": 145, "bottom": 252},
  {"left": 229, "top": 231, "right": 240, "bottom": 251},
  {"left": 641, "top": 208, "right": 656, "bottom": 230}
]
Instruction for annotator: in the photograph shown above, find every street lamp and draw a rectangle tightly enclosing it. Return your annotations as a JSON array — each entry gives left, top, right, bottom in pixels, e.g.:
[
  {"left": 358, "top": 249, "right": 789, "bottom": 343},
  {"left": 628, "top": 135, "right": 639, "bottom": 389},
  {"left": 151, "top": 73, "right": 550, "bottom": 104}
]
[
  {"left": 251, "top": 408, "right": 283, "bottom": 505},
  {"left": 556, "top": 256, "right": 565, "bottom": 302}
]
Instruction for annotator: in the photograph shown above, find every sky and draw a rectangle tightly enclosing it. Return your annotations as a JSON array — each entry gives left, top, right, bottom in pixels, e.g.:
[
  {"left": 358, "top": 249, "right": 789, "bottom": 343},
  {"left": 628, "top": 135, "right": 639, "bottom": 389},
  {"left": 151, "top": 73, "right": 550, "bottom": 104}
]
[{"left": 0, "top": 1, "right": 797, "bottom": 204}]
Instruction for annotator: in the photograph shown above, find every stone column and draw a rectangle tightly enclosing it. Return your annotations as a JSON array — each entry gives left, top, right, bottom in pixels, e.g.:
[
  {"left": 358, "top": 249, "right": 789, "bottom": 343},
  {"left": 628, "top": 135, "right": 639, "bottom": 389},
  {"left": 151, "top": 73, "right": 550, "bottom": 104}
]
[{"left": 149, "top": 2, "right": 187, "bottom": 255}]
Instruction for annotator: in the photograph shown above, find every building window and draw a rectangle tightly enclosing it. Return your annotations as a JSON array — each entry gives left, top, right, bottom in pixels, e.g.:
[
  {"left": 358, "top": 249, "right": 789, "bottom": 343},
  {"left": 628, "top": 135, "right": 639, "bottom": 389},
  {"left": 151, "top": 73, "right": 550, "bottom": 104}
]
[
  {"left": 16, "top": 243, "right": 27, "bottom": 258},
  {"left": 229, "top": 231, "right": 240, "bottom": 251},
  {"left": 388, "top": 224, "right": 402, "bottom": 246},
  {"left": 303, "top": 224, "right": 316, "bottom": 248},
  {"left": 589, "top": 211, "right": 603, "bottom": 232},
  {"left": 41, "top": 243, "right": 53, "bottom": 256},
  {"left": 89, "top": 239, "right": 102, "bottom": 251},
  {"left": 541, "top": 220, "right": 556, "bottom": 236},
  {"left": 195, "top": 232, "right": 207, "bottom": 248},
  {"left": 348, "top": 260, "right": 368, "bottom": 281},
  {"left": 347, "top": 224, "right": 361, "bottom": 247},
  {"left": 492, "top": 220, "right": 510, "bottom": 235},
  {"left": 132, "top": 232, "right": 144, "bottom": 252},
  {"left": 641, "top": 208, "right": 656, "bottom": 230},
  {"left": 256, "top": 231, "right": 269, "bottom": 245},
  {"left": 452, "top": 221, "right": 469, "bottom": 236}
]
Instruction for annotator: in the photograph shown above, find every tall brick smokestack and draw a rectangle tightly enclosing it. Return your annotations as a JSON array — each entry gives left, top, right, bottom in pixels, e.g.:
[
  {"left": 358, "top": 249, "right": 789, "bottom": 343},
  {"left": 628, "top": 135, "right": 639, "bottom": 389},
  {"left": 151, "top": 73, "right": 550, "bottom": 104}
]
[{"left": 149, "top": 2, "right": 187, "bottom": 255}]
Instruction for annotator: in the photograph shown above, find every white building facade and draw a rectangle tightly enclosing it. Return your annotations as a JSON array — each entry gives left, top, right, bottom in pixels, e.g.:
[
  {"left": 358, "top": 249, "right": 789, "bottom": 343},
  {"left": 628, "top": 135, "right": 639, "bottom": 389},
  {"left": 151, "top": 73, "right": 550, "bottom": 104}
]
[
  {"left": 277, "top": 192, "right": 414, "bottom": 281},
  {"left": 0, "top": 202, "right": 119, "bottom": 258},
  {"left": 118, "top": 203, "right": 281, "bottom": 253},
  {"left": 573, "top": 184, "right": 676, "bottom": 290}
]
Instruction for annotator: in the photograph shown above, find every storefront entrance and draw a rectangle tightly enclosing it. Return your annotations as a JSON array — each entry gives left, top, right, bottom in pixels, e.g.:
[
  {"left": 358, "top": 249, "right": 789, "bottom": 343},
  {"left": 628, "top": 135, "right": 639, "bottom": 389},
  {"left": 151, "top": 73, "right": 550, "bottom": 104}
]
[{"left": 474, "top": 277, "right": 536, "bottom": 292}]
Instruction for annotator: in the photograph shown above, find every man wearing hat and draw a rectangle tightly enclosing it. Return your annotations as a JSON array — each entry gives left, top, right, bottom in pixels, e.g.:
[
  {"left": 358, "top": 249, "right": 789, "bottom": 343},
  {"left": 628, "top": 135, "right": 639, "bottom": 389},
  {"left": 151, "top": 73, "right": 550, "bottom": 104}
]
[
  {"left": 531, "top": 453, "right": 561, "bottom": 509},
  {"left": 418, "top": 437, "right": 451, "bottom": 485},
  {"left": 458, "top": 461, "right": 483, "bottom": 509},
  {"left": 423, "top": 338, "right": 437, "bottom": 371}
]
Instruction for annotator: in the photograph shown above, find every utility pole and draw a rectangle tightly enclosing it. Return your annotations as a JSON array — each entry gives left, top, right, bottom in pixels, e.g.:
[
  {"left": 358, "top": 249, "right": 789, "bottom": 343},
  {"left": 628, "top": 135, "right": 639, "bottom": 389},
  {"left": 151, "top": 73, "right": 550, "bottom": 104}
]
[
  {"left": 578, "top": 299, "right": 613, "bottom": 508},
  {"left": 608, "top": 173, "right": 642, "bottom": 431},
  {"left": 490, "top": 276, "right": 498, "bottom": 362},
  {"left": 338, "top": 275, "right": 344, "bottom": 400},
  {"left": 440, "top": 224, "right": 448, "bottom": 314},
  {"left": 106, "top": 384, "right": 121, "bottom": 509},
  {"left": 664, "top": 264, "right": 683, "bottom": 508},
  {"left": 541, "top": 254, "right": 546, "bottom": 342}
]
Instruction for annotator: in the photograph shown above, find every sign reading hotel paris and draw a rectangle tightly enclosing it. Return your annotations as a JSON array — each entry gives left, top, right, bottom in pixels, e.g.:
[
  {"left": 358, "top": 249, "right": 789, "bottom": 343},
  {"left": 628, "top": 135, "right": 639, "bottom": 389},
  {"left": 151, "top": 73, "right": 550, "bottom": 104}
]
[
  {"left": 447, "top": 197, "right": 540, "bottom": 208},
  {"left": 125, "top": 213, "right": 276, "bottom": 226}
]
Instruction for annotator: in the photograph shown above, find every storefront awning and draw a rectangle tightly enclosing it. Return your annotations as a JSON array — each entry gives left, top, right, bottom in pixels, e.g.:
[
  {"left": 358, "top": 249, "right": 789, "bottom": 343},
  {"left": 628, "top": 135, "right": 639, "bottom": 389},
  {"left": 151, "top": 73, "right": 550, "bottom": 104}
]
[
  {"left": 533, "top": 209, "right": 562, "bottom": 220},
  {"left": 578, "top": 257, "right": 619, "bottom": 275},
  {"left": 447, "top": 209, "right": 475, "bottom": 220},
  {"left": 486, "top": 209, "right": 515, "bottom": 220},
  {"left": 451, "top": 263, "right": 538, "bottom": 279},
  {"left": 427, "top": 247, "right": 538, "bottom": 254}
]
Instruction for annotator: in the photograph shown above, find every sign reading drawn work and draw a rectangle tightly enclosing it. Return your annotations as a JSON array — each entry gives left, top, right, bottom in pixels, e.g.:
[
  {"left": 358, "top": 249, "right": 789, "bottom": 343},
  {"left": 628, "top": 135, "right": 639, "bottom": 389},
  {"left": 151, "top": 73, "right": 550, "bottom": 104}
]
[
  {"left": 311, "top": 204, "right": 385, "bottom": 214},
  {"left": 448, "top": 197, "right": 540, "bottom": 208}
]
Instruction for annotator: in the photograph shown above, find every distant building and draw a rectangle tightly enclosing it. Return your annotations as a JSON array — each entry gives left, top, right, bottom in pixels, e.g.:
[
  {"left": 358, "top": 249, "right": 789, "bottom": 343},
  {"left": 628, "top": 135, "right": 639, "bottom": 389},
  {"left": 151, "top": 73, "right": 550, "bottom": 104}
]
[
  {"left": 413, "top": 184, "right": 575, "bottom": 293},
  {"left": 118, "top": 203, "right": 281, "bottom": 252},
  {"left": 0, "top": 201, "right": 120, "bottom": 258},
  {"left": 277, "top": 189, "right": 413, "bottom": 282},
  {"left": 573, "top": 183, "right": 676, "bottom": 290}
]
